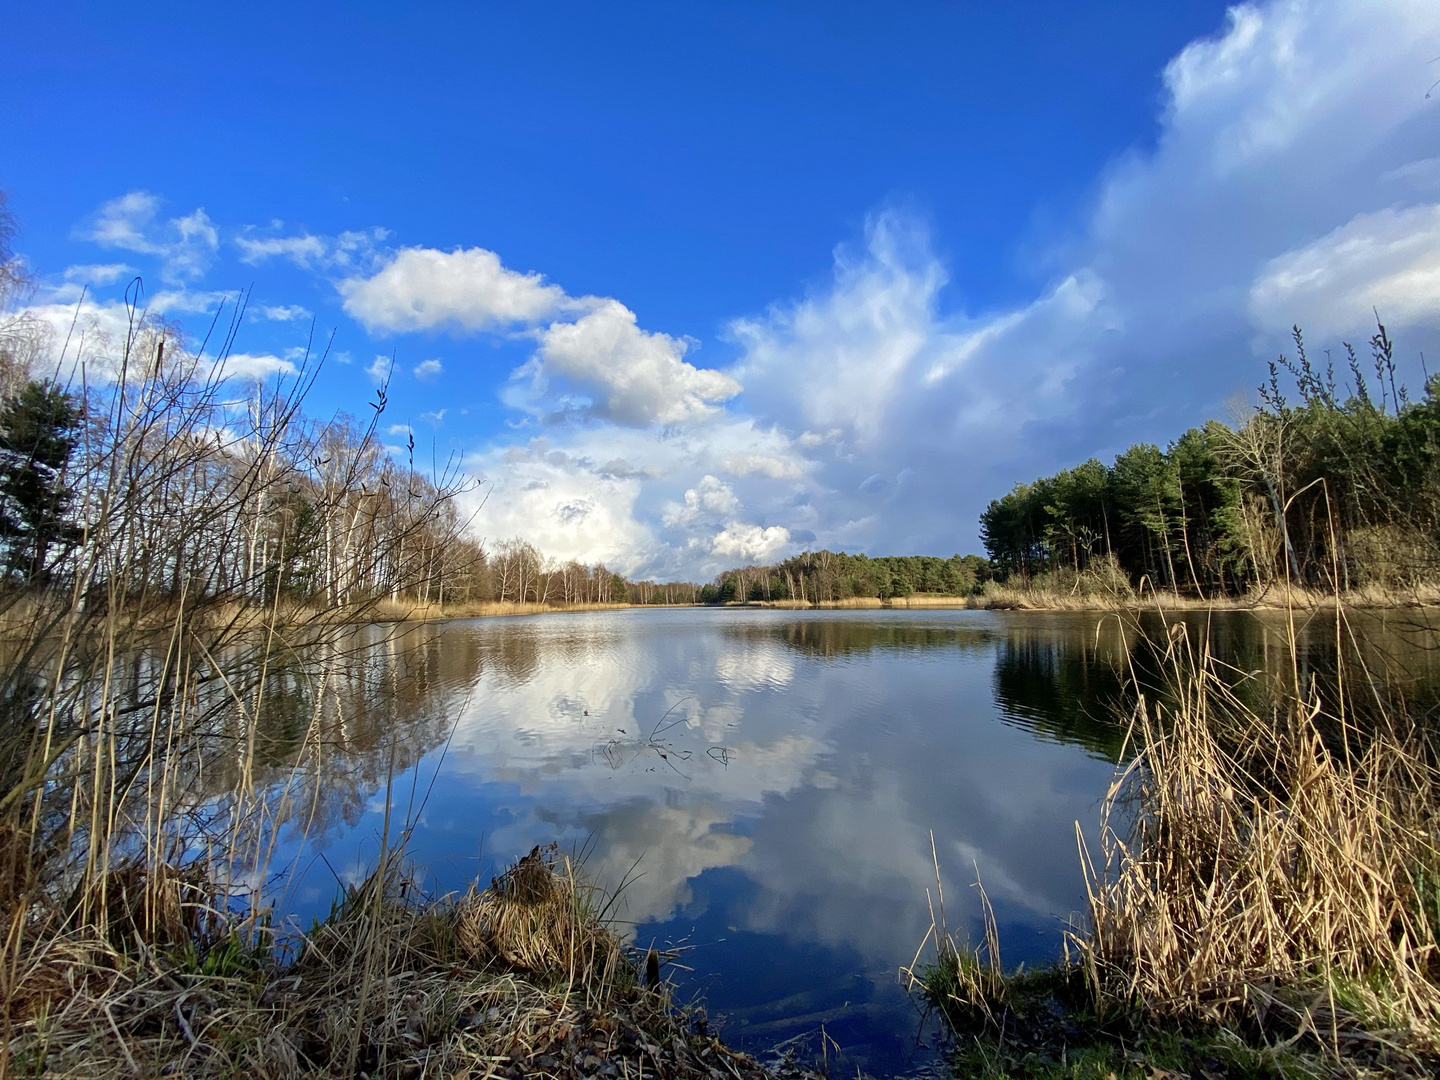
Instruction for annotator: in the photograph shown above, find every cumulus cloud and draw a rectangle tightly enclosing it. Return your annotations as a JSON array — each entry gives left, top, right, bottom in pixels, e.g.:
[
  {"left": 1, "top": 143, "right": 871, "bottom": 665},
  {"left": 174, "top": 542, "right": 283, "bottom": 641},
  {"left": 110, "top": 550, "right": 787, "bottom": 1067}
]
[
  {"left": 720, "top": 452, "right": 807, "bottom": 480},
  {"left": 338, "top": 242, "right": 743, "bottom": 429},
  {"left": 730, "top": 214, "right": 948, "bottom": 448},
  {"left": 340, "top": 246, "right": 574, "bottom": 334},
  {"left": 707, "top": 0, "right": 1440, "bottom": 564},
  {"left": 710, "top": 522, "right": 792, "bottom": 564},
  {"left": 663, "top": 475, "right": 741, "bottom": 528},
  {"left": 78, "top": 192, "right": 218, "bottom": 283},
  {"left": 463, "top": 419, "right": 811, "bottom": 579},
  {"left": 1249, "top": 203, "right": 1440, "bottom": 338},
  {"left": 413, "top": 358, "right": 444, "bottom": 381},
  {"left": 460, "top": 439, "right": 660, "bottom": 573},
  {"left": 18, "top": 289, "right": 296, "bottom": 386},
  {"left": 524, "top": 300, "right": 741, "bottom": 426}
]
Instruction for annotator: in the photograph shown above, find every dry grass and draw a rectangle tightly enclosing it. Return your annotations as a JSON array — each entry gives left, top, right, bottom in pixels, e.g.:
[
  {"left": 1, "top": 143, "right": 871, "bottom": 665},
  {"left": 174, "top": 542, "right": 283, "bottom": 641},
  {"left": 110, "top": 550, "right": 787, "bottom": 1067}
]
[
  {"left": 884, "top": 595, "right": 976, "bottom": 609},
  {"left": 736, "top": 595, "right": 976, "bottom": 610},
  {"left": 384, "top": 599, "right": 640, "bottom": 622},
  {"left": 971, "top": 579, "right": 1440, "bottom": 612},
  {"left": 1077, "top": 618, "right": 1440, "bottom": 1057},
  {"left": 912, "top": 609, "right": 1440, "bottom": 1076},
  {"left": 2, "top": 846, "right": 792, "bottom": 1080}
]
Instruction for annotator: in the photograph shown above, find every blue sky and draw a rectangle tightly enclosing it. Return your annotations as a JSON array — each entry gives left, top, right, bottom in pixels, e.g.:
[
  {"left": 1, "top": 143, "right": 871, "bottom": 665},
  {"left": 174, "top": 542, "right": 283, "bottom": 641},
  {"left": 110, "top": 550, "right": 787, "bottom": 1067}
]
[{"left": 4, "top": 1, "right": 1440, "bottom": 579}]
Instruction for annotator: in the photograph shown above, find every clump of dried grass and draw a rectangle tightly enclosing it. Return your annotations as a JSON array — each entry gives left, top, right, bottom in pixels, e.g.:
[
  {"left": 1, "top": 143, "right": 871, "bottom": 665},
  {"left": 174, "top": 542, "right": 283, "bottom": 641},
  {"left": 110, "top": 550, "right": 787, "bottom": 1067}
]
[
  {"left": 1078, "top": 618, "right": 1440, "bottom": 1058},
  {"left": 2, "top": 847, "right": 793, "bottom": 1080}
]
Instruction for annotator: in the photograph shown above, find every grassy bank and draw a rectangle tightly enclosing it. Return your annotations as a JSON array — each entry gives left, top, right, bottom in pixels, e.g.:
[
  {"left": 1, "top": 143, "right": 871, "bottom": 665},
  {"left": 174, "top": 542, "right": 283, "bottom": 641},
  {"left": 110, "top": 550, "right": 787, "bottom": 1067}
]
[
  {"left": 4, "top": 844, "right": 805, "bottom": 1080},
  {"left": 711, "top": 585, "right": 1440, "bottom": 614},
  {"left": 909, "top": 612, "right": 1440, "bottom": 1078},
  {"left": 380, "top": 586, "right": 1440, "bottom": 620},
  {"left": 375, "top": 598, "right": 646, "bottom": 622},
  {"left": 972, "top": 580, "right": 1440, "bottom": 612}
]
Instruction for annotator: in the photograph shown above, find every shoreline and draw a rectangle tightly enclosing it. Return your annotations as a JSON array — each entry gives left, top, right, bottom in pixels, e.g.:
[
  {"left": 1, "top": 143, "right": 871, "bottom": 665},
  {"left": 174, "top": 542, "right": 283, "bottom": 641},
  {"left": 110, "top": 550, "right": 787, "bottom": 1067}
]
[{"left": 377, "top": 588, "right": 1440, "bottom": 624}]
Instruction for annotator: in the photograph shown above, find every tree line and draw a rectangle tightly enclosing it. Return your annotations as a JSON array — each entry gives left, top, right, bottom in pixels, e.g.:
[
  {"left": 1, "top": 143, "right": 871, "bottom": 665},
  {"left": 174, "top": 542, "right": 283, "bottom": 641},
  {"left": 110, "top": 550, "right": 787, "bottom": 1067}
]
[
  {"left": 485, "top": 537, "right": 702, "bottom": 606},
  {"left": 979, "top": 325, "right": 1440, "bottom": 596},
  {"left": 700, "top": 550, "right": 993, "bottom": 603}
]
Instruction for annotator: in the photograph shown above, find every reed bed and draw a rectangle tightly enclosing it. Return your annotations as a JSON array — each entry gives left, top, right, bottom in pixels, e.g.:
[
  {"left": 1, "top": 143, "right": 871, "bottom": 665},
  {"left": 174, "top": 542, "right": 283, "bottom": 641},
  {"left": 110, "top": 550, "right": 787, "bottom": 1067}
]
[
  {"left": 1079, "top": 620, "right": 1440, "bottom": 1055},
  {"left": 914, "top": 611, "right": 1440, "bottom": 1077},
  {"left": 973, "top": 579, "right": 1440, "bottom": 612},
  {"left": 379, "top": 599, "right": 640, "bottom": 622},
  {"left": 2, "top": 845, "right": 792, "bottom": 1080}
]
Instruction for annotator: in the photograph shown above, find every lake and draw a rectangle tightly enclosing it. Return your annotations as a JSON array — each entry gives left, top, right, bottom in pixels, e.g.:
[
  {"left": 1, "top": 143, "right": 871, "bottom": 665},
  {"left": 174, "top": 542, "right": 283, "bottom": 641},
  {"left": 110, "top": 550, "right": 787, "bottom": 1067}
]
[{"left": 237, "top": 605, "right": 1440, "bottom": 1076}]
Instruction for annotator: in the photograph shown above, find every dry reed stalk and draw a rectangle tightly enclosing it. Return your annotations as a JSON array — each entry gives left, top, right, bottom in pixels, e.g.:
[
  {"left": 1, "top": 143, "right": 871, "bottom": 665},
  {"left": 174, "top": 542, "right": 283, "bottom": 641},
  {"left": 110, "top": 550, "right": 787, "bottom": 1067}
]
[
  {"left": 1078, "top": 618, "right": 1440, "bottom": 1055},
  {"left": 1, "top": 849, "right": 792, "bottom": 1080},
  {"left": 374, "top": 599, "right": 640, "bottom": 622}
]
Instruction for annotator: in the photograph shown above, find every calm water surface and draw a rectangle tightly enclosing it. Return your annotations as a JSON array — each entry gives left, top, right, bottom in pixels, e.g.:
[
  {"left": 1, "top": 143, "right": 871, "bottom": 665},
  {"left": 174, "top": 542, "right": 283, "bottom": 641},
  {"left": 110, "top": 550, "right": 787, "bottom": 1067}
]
[{"left": 244, "top": 606, "right": 1440, "bottom": 1075}]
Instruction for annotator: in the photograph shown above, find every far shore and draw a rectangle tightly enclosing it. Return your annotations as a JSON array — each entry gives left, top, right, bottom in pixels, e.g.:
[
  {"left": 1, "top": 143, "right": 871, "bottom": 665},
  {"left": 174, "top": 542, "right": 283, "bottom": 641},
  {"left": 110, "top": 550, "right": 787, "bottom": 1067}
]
[{"left": 376, "top": 586, "right": 1440, "bottom": 624}]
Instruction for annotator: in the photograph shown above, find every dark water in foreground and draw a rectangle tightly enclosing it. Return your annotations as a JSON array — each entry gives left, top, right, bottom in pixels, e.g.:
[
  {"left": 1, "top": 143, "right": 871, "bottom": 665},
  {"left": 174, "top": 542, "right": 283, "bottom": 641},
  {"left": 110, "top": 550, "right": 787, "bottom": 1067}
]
[{"left": 238, "top": 607, "right": 1440, "bottom": 1076}]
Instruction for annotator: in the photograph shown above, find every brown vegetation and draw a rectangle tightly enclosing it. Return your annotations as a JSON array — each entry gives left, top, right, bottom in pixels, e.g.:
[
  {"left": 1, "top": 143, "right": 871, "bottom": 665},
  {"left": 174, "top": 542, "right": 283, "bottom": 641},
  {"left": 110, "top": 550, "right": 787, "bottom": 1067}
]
[
  {"left": 3, "top": 847, "right": 797, "bottom": 1080},
  {"left": 1078, "top": 618, "right": 1440, "bottom": 1058},
  {"left": 913, "top": 609, "right": 1440, "bottom": 1077}
]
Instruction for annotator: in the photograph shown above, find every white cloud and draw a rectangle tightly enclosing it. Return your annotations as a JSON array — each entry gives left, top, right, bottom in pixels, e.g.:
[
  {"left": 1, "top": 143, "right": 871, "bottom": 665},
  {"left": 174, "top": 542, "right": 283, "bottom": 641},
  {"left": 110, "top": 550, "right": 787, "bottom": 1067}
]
[
  {"left": 339, "top": 246, "right": 573, "bottom": 334},
  {"left": 235, "top": 226, "right": 388, "bottom": 272},
  {"left": 366, "top": 355, "right": 392, "bottom": 384},
  {"left": 62, "top": 263, "right": 132, "bottom": 286},
  {"left": 17, "top": 290, "right": 296, "bottom": 386},
  {"left": 413, "top": 358, "right": 443, "bottom": 381},
  {"left": 719, "top": 453, "right": 807, "bottom": 480},
  {"left": 463, "top": 419, "right": 812, "bottom": 579},
  {"left": 663, "top": 475, "right": 741, "bottom": 528},
  {"left": 710, "top": 522, "right": 792, "bottom": 564},
  {"left": 387, "top": 424, "right": 413, "bottom": 436},
  {"left": 338, "top": 244, "right": 740, "bottom": 427},
  {"left": 215, "top": 352, "right": 297, "bottom": 381},
  {"left": 18, "top": 296, "right": 134, "bottom": 377},
  {"left": 78, "top": 191, "right": 219, "bottom": 282},
  {"left": 524, "top": 299, "right": 741, "bottom": 426},
  {"left": 730, "top": 213, "right": 947, "bottom": 449},
  {"left": 255, "top": 303, "right": 313, "bottom": 322},
  {"left": 151, "top": 289, "right": 238, "bottom": 315},
  {"left": 419, "top": 408, "right": 446, "bottom": 425},
  {"left": 460, "top": 442, "right": 659, "bottom": 573},
  {"left": 1249, "top": 202, "right": 1440, "bottom": 338},
  {"left": 236, "top": 232, "right": 327, "bottom": 267}
]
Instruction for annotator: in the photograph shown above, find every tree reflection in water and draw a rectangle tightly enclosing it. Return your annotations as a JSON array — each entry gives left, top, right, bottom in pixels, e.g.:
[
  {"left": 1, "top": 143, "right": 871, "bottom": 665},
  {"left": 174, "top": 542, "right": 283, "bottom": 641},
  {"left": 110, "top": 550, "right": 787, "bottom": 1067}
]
[{"left": 217, "top": 608, "right": 1440, "bottom": 1076}]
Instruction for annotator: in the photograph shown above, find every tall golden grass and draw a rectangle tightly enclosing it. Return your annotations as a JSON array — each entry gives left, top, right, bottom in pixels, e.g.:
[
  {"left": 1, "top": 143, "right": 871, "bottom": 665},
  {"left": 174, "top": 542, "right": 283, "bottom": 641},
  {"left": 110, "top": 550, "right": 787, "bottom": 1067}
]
[
  {"left": 376, "top": 598, "right": 640, "bottom": 622},
  {"left": 913, "top": 608, "right": 1440, "bottom": 1071},
  {"left": 1078, "top": 617, "right": 1440, "bottom": 1054},
  {"left": 974, "top": 579, "right": 1440, "bottom": 612}
]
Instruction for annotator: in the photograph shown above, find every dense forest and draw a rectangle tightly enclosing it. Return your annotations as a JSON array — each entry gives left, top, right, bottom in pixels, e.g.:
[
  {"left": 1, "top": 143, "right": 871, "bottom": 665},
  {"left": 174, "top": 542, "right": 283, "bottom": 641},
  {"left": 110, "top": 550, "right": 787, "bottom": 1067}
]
[
  {"left": 979, "top": 326, "right": 1440, "bottom": 597},
  {"left": 700, "top": 550, "right": 993, "bottom": 603}
]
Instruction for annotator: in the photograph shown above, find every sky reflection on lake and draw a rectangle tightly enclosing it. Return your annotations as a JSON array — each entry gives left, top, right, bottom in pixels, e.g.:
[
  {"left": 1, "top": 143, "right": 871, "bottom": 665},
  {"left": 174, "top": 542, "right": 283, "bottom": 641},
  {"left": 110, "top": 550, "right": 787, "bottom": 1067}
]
[{"left": 258, "top": 609, "right": 1145, "bottom": 1073}]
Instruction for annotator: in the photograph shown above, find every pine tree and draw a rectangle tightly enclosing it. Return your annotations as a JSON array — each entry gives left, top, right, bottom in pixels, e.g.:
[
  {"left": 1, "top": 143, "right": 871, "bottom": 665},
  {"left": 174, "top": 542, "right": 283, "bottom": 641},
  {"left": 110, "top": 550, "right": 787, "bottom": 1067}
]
[{"left": 0, "top": 381, "right": 82, "bottom": 583}]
